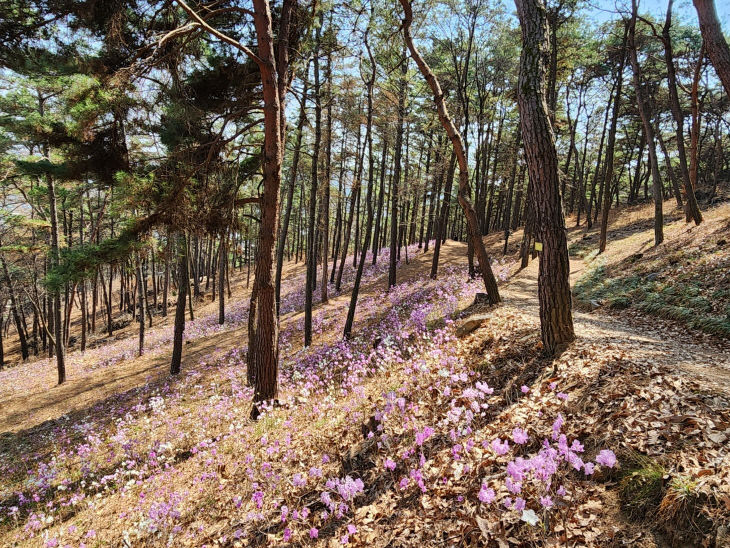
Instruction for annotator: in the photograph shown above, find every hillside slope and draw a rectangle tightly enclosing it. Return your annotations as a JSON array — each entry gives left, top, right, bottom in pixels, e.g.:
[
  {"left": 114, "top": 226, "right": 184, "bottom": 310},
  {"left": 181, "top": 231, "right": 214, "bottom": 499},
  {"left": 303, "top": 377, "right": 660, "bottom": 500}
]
[
  {"left": 1, "top": 203, "right": 729, "bottom": 547},
  {"left": 573, "top": 202, "right": 730, "bottom": 338}
]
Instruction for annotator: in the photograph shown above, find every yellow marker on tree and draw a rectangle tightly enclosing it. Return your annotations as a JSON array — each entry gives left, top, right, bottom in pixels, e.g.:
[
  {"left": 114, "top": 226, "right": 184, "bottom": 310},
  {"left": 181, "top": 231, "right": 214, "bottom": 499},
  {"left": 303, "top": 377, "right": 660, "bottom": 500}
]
[{"left": 534, "top": 242, "right": 543, "bottom": 252}]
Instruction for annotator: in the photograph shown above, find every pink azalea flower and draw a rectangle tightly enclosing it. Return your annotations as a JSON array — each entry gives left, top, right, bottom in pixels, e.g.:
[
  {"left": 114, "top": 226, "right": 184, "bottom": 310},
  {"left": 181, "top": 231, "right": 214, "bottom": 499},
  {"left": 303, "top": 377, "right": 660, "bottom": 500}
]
[
  {"left": 512, "top": 428, "right": 528, "bottom": 445},
  {"left": 596, "top": 449, "right": 617, "bottom": 468},
  {"left": 490, "top": 438, "right": 510, "bottom": 456},
  {"left": 478, "top": 484, "right": 495, "bottom": 503}
]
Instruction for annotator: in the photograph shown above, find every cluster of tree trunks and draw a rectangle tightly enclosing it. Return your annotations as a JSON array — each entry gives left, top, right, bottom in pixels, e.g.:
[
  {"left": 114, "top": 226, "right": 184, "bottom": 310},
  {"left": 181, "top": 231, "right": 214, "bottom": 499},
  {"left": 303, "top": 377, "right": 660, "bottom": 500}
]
[{"left": 5, "top": 0, "right": 728, "bottom": 414}]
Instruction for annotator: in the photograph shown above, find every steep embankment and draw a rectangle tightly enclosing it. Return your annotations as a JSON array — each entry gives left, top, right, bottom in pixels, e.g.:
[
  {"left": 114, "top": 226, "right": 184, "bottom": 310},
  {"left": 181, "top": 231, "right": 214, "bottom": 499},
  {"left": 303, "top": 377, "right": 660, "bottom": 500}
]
[{"left": 573, "top": 201, "right": 730, "bottom": 338}]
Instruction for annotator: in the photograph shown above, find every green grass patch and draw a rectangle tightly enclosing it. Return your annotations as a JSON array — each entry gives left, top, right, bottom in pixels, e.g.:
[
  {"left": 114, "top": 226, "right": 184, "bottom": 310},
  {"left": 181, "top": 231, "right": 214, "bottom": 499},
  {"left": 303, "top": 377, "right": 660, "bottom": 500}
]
[
  {"left": 619, "top": 453, "right": 667, "bottom": 517},
  {"left": 574, "top": 254, "right": 730, "bottom": 337},
  {"left": 253, "top": 414, "right": 279, "bottom": 438},
  {"left": 568, "top": 239, "right": 596, "bottom": 259}
]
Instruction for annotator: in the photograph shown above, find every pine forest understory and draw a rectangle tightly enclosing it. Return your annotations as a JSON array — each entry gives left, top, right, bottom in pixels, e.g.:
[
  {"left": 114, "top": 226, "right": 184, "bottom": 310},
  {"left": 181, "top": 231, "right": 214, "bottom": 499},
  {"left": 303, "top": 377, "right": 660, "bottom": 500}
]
[{"left": 1, "top": 0, "right": 730, "bottom": 546}]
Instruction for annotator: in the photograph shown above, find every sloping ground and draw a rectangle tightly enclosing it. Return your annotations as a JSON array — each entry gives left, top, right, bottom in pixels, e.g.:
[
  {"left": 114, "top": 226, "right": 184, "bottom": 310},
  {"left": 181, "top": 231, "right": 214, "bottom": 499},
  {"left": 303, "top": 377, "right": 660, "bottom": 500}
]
[
  {"left": 572, "top": 201, "right": 730, "bottom": 338},
  {"left": 0, "top": 256, "right": 307, "bottom": 433},
  {"left": 0, "top": 241, "right": 511, "bottom": 546},
  {"left": 1, "top": 204, "right": 729, "bottom": 547},
  {"left": 0, "top": 249, "right": 267, "bottom": 368}
]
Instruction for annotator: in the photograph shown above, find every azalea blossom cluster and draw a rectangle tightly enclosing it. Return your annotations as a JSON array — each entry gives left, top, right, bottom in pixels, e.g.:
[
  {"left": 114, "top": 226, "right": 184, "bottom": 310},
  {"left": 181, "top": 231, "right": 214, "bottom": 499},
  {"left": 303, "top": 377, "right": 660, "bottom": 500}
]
[
  {"left": 476, "top": 409, "right": 618, "bottom": 527},
  {"left": 1, "top": 248, "right": 519, "bottom": 546}
]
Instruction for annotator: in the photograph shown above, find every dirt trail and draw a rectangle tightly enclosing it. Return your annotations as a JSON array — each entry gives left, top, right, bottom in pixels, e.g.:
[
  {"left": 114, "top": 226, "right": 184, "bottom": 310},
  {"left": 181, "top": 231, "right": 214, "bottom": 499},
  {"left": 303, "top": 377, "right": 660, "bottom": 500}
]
[{"left": 502, "top": 256, "right": 730, "bottom": 393}]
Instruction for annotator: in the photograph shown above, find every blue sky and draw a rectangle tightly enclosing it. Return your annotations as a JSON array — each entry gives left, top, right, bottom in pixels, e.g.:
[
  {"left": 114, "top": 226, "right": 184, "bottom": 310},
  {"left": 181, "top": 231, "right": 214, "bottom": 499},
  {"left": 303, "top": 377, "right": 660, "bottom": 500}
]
[{"left": 583, "top": 0, "right": 730, "bottom": 27}]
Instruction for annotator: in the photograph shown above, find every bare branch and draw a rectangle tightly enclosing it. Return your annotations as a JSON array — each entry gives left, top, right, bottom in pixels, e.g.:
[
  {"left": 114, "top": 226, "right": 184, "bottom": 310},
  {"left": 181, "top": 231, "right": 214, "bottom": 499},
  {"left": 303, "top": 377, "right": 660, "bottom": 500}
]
[{"left": 173, "top": 0, "right": 263, "bottom": 66}]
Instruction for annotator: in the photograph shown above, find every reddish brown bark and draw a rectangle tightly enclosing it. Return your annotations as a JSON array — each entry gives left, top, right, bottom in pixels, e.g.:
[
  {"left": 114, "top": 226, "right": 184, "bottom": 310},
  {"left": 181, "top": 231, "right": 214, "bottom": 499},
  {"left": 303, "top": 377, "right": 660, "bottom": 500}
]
[
  {"left": 693, "top": 0, "right": 730, "bottom": 96},
  {"left": 690, "top": 43, "right": 705, "bottom": 204},
  {"left": 399, "top": 0, "right": 501, "bottom": 305},
  {"left": 663, "top": 0, "right": 702, "bottom": 224},
  {"left": 247, "top": 0, "right": 289, "bottom": 413},
  {"left": 628, "top": 0, "right": 663, "bottom": 246},
  {"left": 599, "top": 24, "right": 628, "bottom": 254},
  {"left": 172, "top": 0, "right": 294, "bottom": 414}
]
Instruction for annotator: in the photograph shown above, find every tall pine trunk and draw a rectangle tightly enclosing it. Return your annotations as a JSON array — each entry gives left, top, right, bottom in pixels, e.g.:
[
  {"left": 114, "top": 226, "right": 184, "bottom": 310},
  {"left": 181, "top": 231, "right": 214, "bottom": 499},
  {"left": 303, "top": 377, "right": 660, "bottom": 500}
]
[
  {"left": 400, "top": 0, "right": 501, "bottom": 304},
  {"left": 219, "top": 232, "right": 226, "bottom": 325},
  {"left": 304, "top": 23, "right": 321, "bottom": 347},
  {"left": 664, "top": 0, "right": 702, "bottom": 224},
  {"left": 388, "top": 51, "right": 407, "bottom": 289},
  {"left": 515, "top": 0, "right": 575, "bottom": 354},
  {"left": 344, "top": 20, "right": 376, "bottom": 339},
  {"left": 629, "top": 0, "right": 663, "bottom": 246},
  {"left": 170, "top": 233, "right": 187, "bottom": 375},
  {"left": 137, "top": 256, "right": 145, "bottom": 357},
  {"left": 693, "top": 0, "right": 730, "bottom": 96},
  {"left": 599, "top": 25, "right": 628, "bottom": 253}
]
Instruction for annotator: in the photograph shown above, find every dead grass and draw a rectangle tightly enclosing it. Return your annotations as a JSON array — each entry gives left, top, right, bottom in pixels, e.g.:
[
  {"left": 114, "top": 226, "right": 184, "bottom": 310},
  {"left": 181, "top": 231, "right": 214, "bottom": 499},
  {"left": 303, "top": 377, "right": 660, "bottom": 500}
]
[{"left": 2, "top": 199, "right": 730, "bottom": 546}]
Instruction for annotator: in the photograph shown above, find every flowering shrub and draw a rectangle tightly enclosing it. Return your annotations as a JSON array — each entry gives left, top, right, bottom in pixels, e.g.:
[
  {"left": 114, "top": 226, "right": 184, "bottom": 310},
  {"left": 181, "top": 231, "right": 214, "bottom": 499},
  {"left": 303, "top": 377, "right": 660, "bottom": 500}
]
[
  {"left": 0, "top": 245, "right": 536, "bottom": 546},
  {"left": 478, "top": 410, "right": 617, "bottom": 529}
]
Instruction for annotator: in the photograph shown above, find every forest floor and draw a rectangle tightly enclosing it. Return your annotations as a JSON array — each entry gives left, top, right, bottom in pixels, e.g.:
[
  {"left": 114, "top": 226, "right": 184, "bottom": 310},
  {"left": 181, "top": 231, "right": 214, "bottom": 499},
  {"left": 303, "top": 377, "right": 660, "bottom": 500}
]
[{"left": 1, "top": 200, "right": 729, "bottom": 547}]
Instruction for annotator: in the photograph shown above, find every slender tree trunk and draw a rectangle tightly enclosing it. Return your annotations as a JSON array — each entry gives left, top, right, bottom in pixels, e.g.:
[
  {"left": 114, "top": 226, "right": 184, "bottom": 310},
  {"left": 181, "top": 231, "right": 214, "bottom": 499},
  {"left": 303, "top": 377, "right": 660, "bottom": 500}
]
[
  {"left": 431, "top": 153, "right": 456, "bottom": 279},
  {"left": 186, "top": 238, "right": 195, "bottom": 321},
  {"left": 400, "top": 0, "right": 501, "bottom": 303},
  {"left": 321, "top": 41, "right": 333, "bottom": 304},
  {"left": 170, "top": 233, "right": 187, "bottom": 375},
  {"left": 304, "top": 24, "right": 322, "bottom": 348},
  {"left": 563, "top": 84, "right": 577, "bottom": 200},
  {"left": 477, "top": 117, "right": 493, "bottom": 228},
  {"left": 218, "top": 232, "right": 226, "bottom": 324},
  {"left": 101, "top": 267, "right": 113, "bottom": 336},
  {"left": 629, "top": 0, "right": 663, "bottom": 246},
  {"left": 628, "top": 134, "right": 646, "bottom": 204},
  {"left": 485, "top": 110, "right": 505, "bottom": 233},
  {"left": 336, "top": 115, "right": 365, "bottom": 291},
  {"left": 600, "top": 25, "right": 628, "bottom": 253},
  {"left": 372, "top": 137, "right": 388, "bottom": 263},
  {"left": 344, "top": 21, "right": 377, "bottom": 339},
  {"left": 389, "top": 51, "right": 408, "bottom": 289},
  {"left": 137, "top": 256, "right": 145, "bottom": 357},
  {"left": 46, "top": 172, "right": 65, "bottom": 382},
  {"left": 664, "top": 0, "right": 702, "bottom": 224},
  {"left": 151, "top": 247, "right": 158, "bottom": 312},
  {"left": 91, "top": 268, "right": 98, "bottom": 333},
  {"left": 276, "top": 67, "right": 309, "bottom": 312},
  {"left": 1, "top": 256, "right": 29, "bottom": 361},
  {"left": 424, "top": 136, "right": 443, "bottom": 253},
  {"left": 689, "top": 43, "right": 705, "bottom": 212},
  {"left": 354, "top": 184, "right": 362, "bottom": 266},
  {"left": 0, "top": 307, "right": 4, "bottom": 369},
  {"left": 330, "top": 132, "right": 347, "bottom": 280},
  {"left": 211, "top": 240, "right": 217, "bottom": 301},
  {"left": 418, "top": 135, "right": 432, "bottom": 248},
  {"left": 503, "top": 131, "right": 521, "bottom": 254},
  {"left": 586, "top": 87, "right": 613, "bottom": 228},
  {"left": 163, "top": 236, "right": 170, "bottom": 317},
  {"left": 656, "top": 129, "right": 684, "bottom": 209},
  {"left": 575, "top": 114, "right": 591, "bottom": 226}
]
